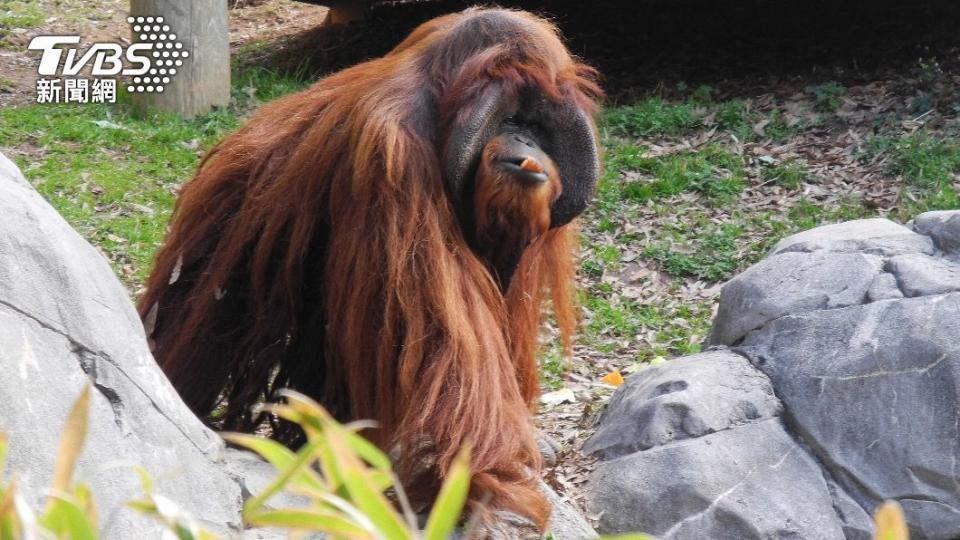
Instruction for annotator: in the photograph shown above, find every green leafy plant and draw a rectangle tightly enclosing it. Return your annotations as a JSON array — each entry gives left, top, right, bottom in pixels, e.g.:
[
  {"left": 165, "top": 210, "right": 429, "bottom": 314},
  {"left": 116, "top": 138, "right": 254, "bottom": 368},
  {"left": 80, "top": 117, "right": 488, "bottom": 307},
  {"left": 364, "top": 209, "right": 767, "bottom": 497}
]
[
  {"left": 811, "top": 81, "right": 847, "bottom": 113},
  {"left": 916, "top": 57, "right": 942, "bottom": 89},
  {"left": 762, "top": 108, "right": 794, "bottom": 141},
  {"left": 715, "top": 99, "right": 747, "bottom": 131},
  {"left": 225, "top": 389, "right": 473, "bottom": 540}
]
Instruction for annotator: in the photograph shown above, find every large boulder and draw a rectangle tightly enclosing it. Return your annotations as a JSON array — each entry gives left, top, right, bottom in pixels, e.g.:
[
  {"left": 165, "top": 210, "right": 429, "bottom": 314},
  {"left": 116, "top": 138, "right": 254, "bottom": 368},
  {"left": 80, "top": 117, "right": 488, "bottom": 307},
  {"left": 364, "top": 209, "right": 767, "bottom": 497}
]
[
  {"left": 586, "top": 213, "right": 960, "bottom": 539},
  {"left": 0, "top": 152, "right": 247, "bottom": 537},
  {"left": 0, "top": 152, "right": 592, "bottom": 539}
]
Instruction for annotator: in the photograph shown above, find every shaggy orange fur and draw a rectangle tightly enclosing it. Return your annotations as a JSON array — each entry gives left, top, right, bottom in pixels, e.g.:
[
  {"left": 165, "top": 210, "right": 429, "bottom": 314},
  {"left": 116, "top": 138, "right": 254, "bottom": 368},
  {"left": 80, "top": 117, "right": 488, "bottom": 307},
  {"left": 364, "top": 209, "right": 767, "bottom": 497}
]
[{"left": 139, "top": 7, "right": 599, "bottom": 528}]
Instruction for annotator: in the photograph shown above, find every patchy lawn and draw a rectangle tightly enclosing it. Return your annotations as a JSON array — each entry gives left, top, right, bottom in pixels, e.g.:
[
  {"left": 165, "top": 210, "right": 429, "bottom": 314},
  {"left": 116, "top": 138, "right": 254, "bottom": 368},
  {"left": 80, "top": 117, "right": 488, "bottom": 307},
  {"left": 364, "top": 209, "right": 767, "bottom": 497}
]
[{"left": 0, "top": 69, "right": 309, "bottom": 292}]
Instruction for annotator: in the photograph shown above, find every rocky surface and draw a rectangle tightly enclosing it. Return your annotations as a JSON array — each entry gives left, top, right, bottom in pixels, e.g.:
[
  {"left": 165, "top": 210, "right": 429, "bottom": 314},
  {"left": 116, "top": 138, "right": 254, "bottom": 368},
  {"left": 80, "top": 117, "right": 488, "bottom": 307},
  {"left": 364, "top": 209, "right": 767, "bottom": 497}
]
[
  {"left": 0, "top": 152, "right": 248, "bottom": 537},
  {"left": 0, "top": 152, "right": 593, "bottom": 539},
  {"left": 587, "top": 213, "right": 960, "bottom": 539}
]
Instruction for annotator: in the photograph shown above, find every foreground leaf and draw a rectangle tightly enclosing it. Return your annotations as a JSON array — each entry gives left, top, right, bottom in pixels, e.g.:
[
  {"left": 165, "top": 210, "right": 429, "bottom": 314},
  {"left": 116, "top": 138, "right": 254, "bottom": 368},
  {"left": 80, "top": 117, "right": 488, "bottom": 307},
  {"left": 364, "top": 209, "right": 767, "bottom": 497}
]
[
  {"left": 51, "top": 386, "right": 91, "bottom": 497},
  {"left": 234, "top": 438, "right": 324, "bottom": 516},
  {"left": 423, "top": 444, "right": 472, "bottom": 540},
  {"left": 0, "top": 433, "right": 7, "bottom": 478},
  {"left": 41, "top": 497, "right": 98, "bottom": 540},
  {"left": 222, "top": 433, "right": 325, "bottom": 495},
  {"left": 324, "top": 421, "right": 410, "bottom": 539},
  {"left": 873, "top": 500, "right": 909, "bottom": 540},
  {"left": 128, "top": 493, "right": 220, "bottom": 540},
  {"left": 246, "top": 508, "right": 372, "bottom": 538}
]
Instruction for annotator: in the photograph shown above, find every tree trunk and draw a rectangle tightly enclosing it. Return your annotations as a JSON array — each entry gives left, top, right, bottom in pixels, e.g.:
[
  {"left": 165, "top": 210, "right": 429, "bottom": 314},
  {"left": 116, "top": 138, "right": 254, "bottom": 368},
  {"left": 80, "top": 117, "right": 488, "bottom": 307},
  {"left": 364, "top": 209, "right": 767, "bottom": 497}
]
[{"left": 129, "top": 0, "right": 230, "bottom": 119}]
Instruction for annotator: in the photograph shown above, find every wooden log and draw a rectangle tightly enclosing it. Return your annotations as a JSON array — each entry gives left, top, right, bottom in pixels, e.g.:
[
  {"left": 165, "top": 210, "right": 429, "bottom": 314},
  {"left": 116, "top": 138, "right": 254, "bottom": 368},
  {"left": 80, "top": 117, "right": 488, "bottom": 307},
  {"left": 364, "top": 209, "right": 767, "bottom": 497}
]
[{"left": 129, "top": 0, "right": 230, "bottom": 119}]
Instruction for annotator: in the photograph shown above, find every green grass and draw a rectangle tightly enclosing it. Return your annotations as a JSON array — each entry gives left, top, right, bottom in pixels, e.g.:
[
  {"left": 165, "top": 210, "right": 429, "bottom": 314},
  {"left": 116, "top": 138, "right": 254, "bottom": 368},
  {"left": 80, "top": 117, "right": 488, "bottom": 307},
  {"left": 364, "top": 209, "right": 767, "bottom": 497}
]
[
  {"left": 645, "top": 222, "right": 744, "bottom": 282},
  {"left": 594, "top": 244, "right": 622, "bottom": 268},
  {"left": 762, "top": 159, "right": 811, "bottom": 189},
  {"left": 862, "top": 130, "right": 960, "bottom": 216},
  {"left": 762, "top": 108, "right": 795, "bottom": 141},
  {"left": 603, "top": 98, "right": 700, "bottom": 138},
  {"left": 0, "top": 0, "right": 43, "bottom": 31},
  {"left": 786, "top": 197, "right": 874, "bottom": 230},
  {"left": 539, "top": 347, "right": 567, "bottom": 390},
  {"left": 0, "top": 68, "right": 310, "bottom": 286},
  {"left": 886, "top": 131, "right": 960, "bottom": 187},
  {"left": 2, "top": 0, "right": 124, "bottom": 32},
  {"left": 715, "top": 99, "right": 747, "bottom": 130},
  {"left": 689, "top": 84, "right": 714, "bottom": 104},
  {"left": 602, "top": 92, "right": 806, "bottom": 146},
  {"left": 610, "top": 143, "right": 745, "bottom": 203},
  {"left": 580, "top": 292, "right": 712, "bottom": 359}
]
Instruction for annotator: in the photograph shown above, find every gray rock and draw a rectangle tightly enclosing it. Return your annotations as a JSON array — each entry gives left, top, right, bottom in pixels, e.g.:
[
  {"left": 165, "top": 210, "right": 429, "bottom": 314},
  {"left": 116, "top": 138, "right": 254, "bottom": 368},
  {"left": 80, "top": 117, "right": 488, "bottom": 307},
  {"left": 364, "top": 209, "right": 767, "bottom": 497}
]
[
  {"left": 588, "top": 419, "right": 844, "bottom": 539},
  {"left": 911, "top": 210, "right": 960, "bottom": 255},
  {"left": 826, "top": 478, "right": 874, "bottom": 540},
  {"left": 0, "top": 153, "right": 244, "bottom": 538},
  {"left": 708, "top": 251, "right": 883, "bottom": 346},
  {"left": 467, "top": 487, "right": 597, "bottom": 540},
  {"left": 866, "top": 272, "right": 904, "bottom": 302},
  {"left": 584, "top": 351, "right": 781, "bottom": 460},
  {"left": 0, "top": 152, "right": 592, "bottom": 538},
  {"left": 588, "top": 211, "right": 960, "bottom": 540},
  {"left": 886, "top": 254, "right": 960, "bottom": 297},
  {"left": 739, "top": 293, "right": 960, "bottom": 540},
  {"left": 585, "top": 351, "right": 848, "bottom": 538},
  {"left": 0, "top": 152, "right": 30, "bottom": 188},
  {"left": 544, "top": 481, "right": 598, "bottom": 539},
  {"left": 772, "top": 218, "right": 934, "bottom": 257}
]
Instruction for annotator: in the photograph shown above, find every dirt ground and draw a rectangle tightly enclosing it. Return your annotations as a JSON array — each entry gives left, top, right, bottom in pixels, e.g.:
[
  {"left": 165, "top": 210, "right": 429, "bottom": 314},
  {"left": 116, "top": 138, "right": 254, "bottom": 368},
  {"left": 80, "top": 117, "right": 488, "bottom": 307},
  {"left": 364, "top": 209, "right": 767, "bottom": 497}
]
[{"left": 0, "top": 0, "right": 327, "bottom": 107}]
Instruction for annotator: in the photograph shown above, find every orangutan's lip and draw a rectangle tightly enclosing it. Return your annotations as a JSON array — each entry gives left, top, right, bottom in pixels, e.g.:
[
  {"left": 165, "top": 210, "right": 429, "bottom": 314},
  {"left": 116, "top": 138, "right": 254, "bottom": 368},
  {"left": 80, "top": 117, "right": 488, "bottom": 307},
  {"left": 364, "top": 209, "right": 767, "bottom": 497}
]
[{"left": 499, "top": 156, "right": 549, "bottom": 185}]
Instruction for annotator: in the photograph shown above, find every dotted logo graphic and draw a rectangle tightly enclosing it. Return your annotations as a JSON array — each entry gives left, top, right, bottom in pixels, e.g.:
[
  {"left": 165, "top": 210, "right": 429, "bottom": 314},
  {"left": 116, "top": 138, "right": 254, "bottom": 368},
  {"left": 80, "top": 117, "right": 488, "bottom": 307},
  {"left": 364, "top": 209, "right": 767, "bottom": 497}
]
[{"left": 126, "top": 16, "right": 189, "bottom": 94}]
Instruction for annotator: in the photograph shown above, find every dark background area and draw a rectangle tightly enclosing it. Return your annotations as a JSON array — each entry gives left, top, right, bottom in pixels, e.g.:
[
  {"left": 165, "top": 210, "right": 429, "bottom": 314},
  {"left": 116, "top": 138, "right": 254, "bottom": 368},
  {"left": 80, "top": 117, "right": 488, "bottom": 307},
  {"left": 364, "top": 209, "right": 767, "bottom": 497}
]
[{"left": 257, "top": 0, "right": 960, "bottom": 99}]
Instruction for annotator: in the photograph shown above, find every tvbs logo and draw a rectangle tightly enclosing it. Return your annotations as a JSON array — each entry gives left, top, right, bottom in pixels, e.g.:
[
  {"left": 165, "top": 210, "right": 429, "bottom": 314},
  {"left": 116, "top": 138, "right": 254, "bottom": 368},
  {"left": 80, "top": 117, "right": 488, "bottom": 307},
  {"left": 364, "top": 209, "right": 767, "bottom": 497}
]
[{"left": 28, "top": 16, "right": 189, "bottom": 104}]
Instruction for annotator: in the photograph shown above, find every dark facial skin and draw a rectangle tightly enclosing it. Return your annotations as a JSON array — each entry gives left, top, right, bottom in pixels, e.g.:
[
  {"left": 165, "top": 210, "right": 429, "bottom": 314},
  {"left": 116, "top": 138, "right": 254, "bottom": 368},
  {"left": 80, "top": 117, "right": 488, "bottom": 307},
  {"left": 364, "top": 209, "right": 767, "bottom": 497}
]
[
  {"left": 473, "top": 130, "right": 562, "bottom": 290},
  {"left": 492, "top": 132, "right": 554, "bottom": 185},
  {"left": 444, "top": 84, "right": 599, "bottom": 231}
]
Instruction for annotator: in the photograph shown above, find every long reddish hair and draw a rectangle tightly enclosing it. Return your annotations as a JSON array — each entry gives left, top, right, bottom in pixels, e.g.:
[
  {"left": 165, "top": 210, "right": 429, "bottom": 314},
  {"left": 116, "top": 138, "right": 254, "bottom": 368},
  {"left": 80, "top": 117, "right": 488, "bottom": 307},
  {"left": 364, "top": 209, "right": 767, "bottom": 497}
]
[{"left": 140, "top": 7, "right": 599, "bottom": 527}]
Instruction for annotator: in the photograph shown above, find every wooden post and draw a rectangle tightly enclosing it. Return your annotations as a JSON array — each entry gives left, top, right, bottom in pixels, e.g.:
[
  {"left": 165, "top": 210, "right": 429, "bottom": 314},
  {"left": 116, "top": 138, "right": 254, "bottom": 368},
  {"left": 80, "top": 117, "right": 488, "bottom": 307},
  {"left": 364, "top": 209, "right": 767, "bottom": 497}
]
[{"left": 129, "top": 0, "right": 230, "bottom": 119}]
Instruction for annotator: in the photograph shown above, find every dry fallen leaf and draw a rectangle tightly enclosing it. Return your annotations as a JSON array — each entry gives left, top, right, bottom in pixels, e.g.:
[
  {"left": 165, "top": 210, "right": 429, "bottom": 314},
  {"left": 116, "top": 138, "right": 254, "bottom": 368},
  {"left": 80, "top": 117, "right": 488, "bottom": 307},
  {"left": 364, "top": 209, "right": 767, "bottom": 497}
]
[{"left": 600, "top": 370, "right": 624, "bottom": 387}]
